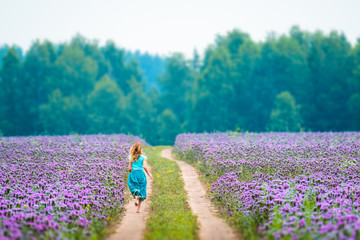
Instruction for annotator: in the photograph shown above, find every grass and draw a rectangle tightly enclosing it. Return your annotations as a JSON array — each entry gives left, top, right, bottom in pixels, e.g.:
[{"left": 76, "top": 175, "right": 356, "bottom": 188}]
[{"left": 144, "top": 146, "right": 199, "bottom": 240}]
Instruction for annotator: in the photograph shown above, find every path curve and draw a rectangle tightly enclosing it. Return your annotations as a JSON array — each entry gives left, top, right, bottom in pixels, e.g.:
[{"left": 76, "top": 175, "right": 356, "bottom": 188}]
[
  {"left": 161, "top": 149, "right": 239, "bottom": 240},
  {"left": 109, "top": 166, "right": 152, "bottom": 240}
]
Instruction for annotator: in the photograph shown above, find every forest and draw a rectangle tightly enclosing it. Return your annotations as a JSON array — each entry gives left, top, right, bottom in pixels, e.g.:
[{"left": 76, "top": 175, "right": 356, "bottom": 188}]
[{"left": 0, "top": 26, "right": 359, "bottom": 145}]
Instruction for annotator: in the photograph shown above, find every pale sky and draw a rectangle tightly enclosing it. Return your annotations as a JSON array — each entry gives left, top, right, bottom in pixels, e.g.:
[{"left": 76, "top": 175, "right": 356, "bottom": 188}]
[{"left": 1, "top": 0, "right": 359, "bottom": 58}]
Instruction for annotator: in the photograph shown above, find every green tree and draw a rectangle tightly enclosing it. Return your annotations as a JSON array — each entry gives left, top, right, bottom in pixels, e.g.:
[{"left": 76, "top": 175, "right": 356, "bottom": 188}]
[
  {"left": 1, "top": 29, "right": 360, "bottom": 143},
  {"left": 125, "top": 77, "right": 158, "bottom": 143},
  {"left": 156, "top": 109, "right": 181, "bottom": 145},
  {"left": 55, "top": 42, "right": 98, "bottom": 99},
  {"left": 22, "top": 40, "right": 58, "bottom": 134},
  {"left": 195, "top": 45, "right": 234, "bottom": 132},
  {"left": 267, "top": 91, "right": 303, "bottom": 131},
  {"left": 70, "top": 34, "right": 108, "bottom": 79},
  {"left": 347, "top": 94, "right": 360, "bottom": 130},
  {"left": 253, "top": 31, "right": 310, "bottom": 131},
  {"left": 347, "top": 40, "right": 360, "bottom": 130},
  {"left": 40, "top": 89, "right": 85, "bottom": 134},
  {"left": 50, "top": 40, "right": 99, "bottom": 133},
  {"left": 102, "top": 41, "right": 142, "bottom": 94},
  {"left": 193, "top": 30, "right": 255, "bottom": 132},
  {"left": 158, "top": 53, "right": 192, "bottom": 125},
  {"left": 0, "top": 47, "right": 23, "bottom": 135},
  {"left": 87, "top": 75, "right": 125, "bottom": 133},
  {"left": 305, "top": 30, "right": 353, "bottom": 131}
]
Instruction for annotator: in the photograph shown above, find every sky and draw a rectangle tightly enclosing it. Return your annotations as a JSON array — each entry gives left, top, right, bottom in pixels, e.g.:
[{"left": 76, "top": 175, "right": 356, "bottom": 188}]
[{"left": 0, "top": 0, "right": 359, "bottom": 58}]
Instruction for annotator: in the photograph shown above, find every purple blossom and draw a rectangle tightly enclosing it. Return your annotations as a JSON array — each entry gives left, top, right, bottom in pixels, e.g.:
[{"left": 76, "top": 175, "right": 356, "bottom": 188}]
[
  {"left": 175, "top": 132, "right": 360, "bottom": 239},
  {"left": 0, "top": 134, "right": 148, "bottom": 239}
]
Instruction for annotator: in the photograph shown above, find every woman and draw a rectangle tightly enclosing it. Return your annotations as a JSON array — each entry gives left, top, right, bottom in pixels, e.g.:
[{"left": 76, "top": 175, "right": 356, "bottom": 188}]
[{"left": 127, "top": 142, "right": 152, "bottom": 213}]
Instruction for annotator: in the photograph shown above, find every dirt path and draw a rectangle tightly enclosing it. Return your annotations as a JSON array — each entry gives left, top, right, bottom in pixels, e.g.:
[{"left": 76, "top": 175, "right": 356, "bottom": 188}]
[
  {"left": 109, "top": 166, "right": 152, "bottom": 240},
  {"left": 161, "top": 149, "right": 239, "bottom": 240}
]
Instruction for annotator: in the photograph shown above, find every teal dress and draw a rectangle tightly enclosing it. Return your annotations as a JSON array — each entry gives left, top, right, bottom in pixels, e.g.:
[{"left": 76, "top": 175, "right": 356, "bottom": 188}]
[{"left": 127, "top": 154, "right": 147, "bottom": 201}]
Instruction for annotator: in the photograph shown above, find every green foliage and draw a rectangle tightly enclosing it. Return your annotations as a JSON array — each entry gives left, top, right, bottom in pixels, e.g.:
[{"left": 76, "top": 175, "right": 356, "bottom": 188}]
[
  {"left": 158, "top": 53, "right": 193, "bottom": 123},
  {"left": 102, "top": 41, "right": 142, "bottom": 94},
  {"left": 87, "top": 75, "right": 125, "bottom": 133},
  {"left": 125, "top": 50, "right": 166, "bottom": 90},
  {"left": 40, "top": 89, "right": 86, "bottom": 134},
  {"left": 56, "top": 41, "right": 98, "bottom": 99},
  {"left": 21, "top": 40, "right": 58, "bottom": 135},
  {"left": 156, "top": 109, "right": 181, "bottom": 145},
  {"left": 267, "top": 91, "right": 303, "bottom": 131},
  {"left": 0, "top": 47, "right": 23, "bottom": 135},
  {"left": 1, "top": 27, "right": 360, "bottom": 144},
  {"left": 347, "top": 40, "right": 360, "bottom": 130},
  {"left": 347, "top": 93, "right": 360, "bottom": 129},
  {"left": 144, "top": 146, "right": 199, "bottom": 240}
]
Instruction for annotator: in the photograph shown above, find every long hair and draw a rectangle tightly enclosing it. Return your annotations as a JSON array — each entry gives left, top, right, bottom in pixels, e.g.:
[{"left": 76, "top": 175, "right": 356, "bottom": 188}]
[{"left": 130, "top": 142, "right": 143, "bottom": 162}]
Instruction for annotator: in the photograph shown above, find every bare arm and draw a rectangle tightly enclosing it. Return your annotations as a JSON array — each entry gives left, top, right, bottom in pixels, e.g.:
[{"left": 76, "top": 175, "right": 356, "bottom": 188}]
[{"left": 143, "top": 158, "right": 152, "bottom": 179}]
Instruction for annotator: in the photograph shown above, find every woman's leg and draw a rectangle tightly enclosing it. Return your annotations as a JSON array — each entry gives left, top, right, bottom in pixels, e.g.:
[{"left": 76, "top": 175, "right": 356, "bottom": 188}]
[
  {"left": 135, "top": 195, "right": 139, "bottom": 207},
  {"left": 136, "top": 200, "right": 142, "bottom": 213}
]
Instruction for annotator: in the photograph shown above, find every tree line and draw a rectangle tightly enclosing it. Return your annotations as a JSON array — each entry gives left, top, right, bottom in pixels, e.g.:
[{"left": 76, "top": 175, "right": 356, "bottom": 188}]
[{"left": 0, "top": 26, "right": 359, "bottom": 145}]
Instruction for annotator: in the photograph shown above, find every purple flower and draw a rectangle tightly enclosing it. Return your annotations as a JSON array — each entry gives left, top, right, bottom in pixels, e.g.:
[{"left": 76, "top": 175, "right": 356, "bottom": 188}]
[
  {"left": 174, "top": 132, "right": 360, "bottom": 239},
  {"left": 0, "top": 134, "right": 148, "bottom": 238}
]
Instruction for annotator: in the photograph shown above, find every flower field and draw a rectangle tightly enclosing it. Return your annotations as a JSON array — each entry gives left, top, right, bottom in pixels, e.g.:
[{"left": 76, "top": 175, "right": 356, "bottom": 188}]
[
  {"left": 174, "top": 132, "right": 360, "bottom": 239},
  {"left": 0, "top": 134, "right": 147, "bottom": 239}
]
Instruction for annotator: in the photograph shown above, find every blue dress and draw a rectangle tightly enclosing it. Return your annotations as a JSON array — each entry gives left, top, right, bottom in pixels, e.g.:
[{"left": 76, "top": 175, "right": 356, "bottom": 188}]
[{"left": 127, "top": 154, "right": 147, "bottom": 201}]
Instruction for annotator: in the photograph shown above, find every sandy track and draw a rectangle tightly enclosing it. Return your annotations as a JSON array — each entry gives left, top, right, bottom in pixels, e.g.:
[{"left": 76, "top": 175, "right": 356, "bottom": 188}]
[
  {"left": 109, "top": 166, "right": 152, "bottom": 240},
  {"left": 161, "top": 148, "right": 239, "bottom": 240}
]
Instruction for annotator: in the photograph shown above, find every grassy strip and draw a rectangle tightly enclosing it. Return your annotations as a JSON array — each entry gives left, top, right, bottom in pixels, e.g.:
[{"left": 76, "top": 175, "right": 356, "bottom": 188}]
[{"left": 144, "top": 146, "right": 199, "bottom": 240}]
